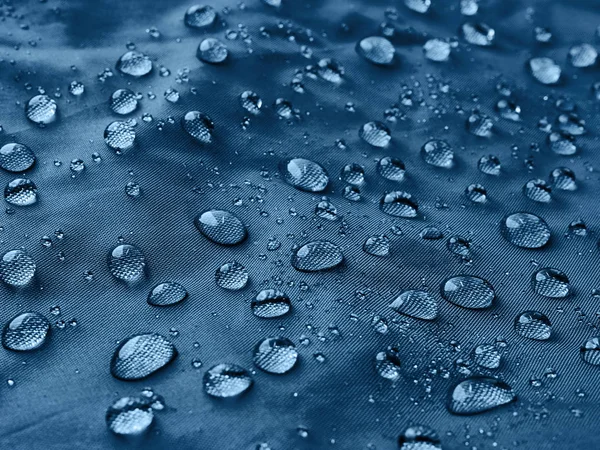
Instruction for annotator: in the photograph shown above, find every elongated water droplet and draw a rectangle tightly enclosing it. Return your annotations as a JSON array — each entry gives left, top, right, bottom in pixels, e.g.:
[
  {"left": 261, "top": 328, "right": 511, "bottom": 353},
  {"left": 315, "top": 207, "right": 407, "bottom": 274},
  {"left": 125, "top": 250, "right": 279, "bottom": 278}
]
[
  {"left": 252, "top": 289, "right": 291, "bottom": 318},
  {"left": 473, "top": 344, "right": 501, "bottom": 369},
  {"left": 240, "top": 91, "right": 262, "bottom": 115},
  {"left": 111, "top": 333, "right": 177, "bottom": 380},
  {"left": 423, "top": 38, "right": 451, "bottom": 62},
  {"left": 359, "top": 121, "right": 391, "bottom": 147},
  {"left": 203, "top": 363, "right": 253, "bottom": 397},
  {"left": 441, "top": 276, "right": 494, "bottom": 309},
  {"left": 404, "top": 0, "right": 431, "bottom": 13},
  {"left": 2, "top": 312, "right": 50, "bottom": 351},
  {"left": 182, "top": 111, "right": 214, "bottom": 143},
  {"left": 569, "top": 43, "right": 597, "bottom": 68},
  {"left": 147, "top": 282, "right": 188, "bottom": 306},
  {"left": 195, "top": 210, "right": 247, "bottom": 245},
  {"left": 465, "top": 183, "right": 487, "bottom": 202},
  {"left": 377, "top": 156, "right": 405, "bottom": 181},
  {"left": 389, "top": 290, "right": 437, "bottom": 320},
  {"left": 184, "top": 5, "right": 217, "bottom": 28},
  {"left": 549, "top": 167, "right": 576, "bottom": 190},
  {"left": 253, "top": 337, "right": 298, "bottom": 374},
  {"left": 106, "top": 396, "right": 154, "bottom": 436},
  {"left": 291, "top": 240, "right": 343, "bottom": 272},
  {"left": 398, "top": 425, "right": 441, "bottom": 450},
  {"left": 523, "top": 178, "right": 552, "bottom": 203},
  {"left": 461, "top": 22, "right": 495, "bottom": 46},
  {"left": 380, "top": 191, "right": 418, "bottom": 217},
  {"left": 421, "top": 139, "right": 454, "bottom": 168},
  {"left": 447, "top": 377, "right": 515, "bottom": 415},
  {"left": 548, "top": 131, "right": 577, "bottom": 155},
  {"left": 528, "top": 57, "right": 561, "bottom": 85},
  {"left": 317, "top": 58, "right": 344, "bottom": 83},
  {"left": 580, "top": 337, "right": 600, "bottom": 366},
  {"left": 500, "top": 212, "right": 551, "bottom": 248},
  {"left": 340, "top": 163, "right": 365, "bottom": 185},
  {"left": 478, "top": 155, "right": 501, "bottom": 175},
  {"left": 279, "top": 158, "right": 329, "bottom": 192},
  {"left": 363, "top": 235, "right": 390, "bottom": 257}
]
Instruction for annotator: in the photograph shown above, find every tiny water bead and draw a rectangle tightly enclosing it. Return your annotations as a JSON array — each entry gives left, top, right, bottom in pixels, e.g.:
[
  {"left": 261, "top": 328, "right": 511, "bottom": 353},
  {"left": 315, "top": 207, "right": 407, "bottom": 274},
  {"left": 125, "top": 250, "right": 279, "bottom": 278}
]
[
  {"left": 447, "top": 377, "right": 515, "bottom": 415},
  {"left": 2, "top": 312, "right": 50, "bottom": 351},
  {"left": 377, "top": 157, "right": 405, "bottom": 181},
  {"left": 215, "top": 261, "right": 248, "bottom": 290},
  {"left": 253, "top": 337, "right": 298, "bottom": 374},
  {"left": 0, "top": 143, "right": 36, "bottom": 172},
  {"left": 375, "top": 347, "right": 402, "bottom": 381},
  {"left": 389, "top": 290, "right": 437, "bottom": 320},
  {"left": 317, "top": 58, "right": 344, "bottom": 83},
  {"left": 500, "top": 212, "right": 551, "bottom": 248},
  {"left": 514, "top": 311, "right": 552, "bottom": 340},
  {"left": 240, "top": 91, "right": 262, "bottom": 115},
  {"left": 4, "top": 178, "right": 38, "bottom": 206},
  {"left": 291, "top": 240, "right": 343, "bottom": 272},
  {"left": 549, "top": 167, "right": 576, "bottom": 190},
  {"left": 580, "top": 337, "right": 600, "bottom": 366},
  {"left": 109, "top": 89, "right": 138, "bottom": 115},
  {"left": 363, "top": 235, "right": 390, "bottom": 257},
  {"left": 528, "top": 57, "right": 561, "bottom": 85},
  {"left": 251, "top": 289, "right": 291, "bottom": 318},
  {"left": 147, "top": 282, "right": 188, "bottom": 306},
  {"left": 181, "top": 111, "right": 214, "bottom": 143},
  {"left": 69, "top": 159, "right": 85, "bottom": 175},
  {"left": 0, "top": 250, "right": 36, "bottom": 286},
  {"left": 465, "top": 184, "right": 487, "bottom": 203},
  {"left": 203, "top": 363, "right": 253, "bottom": 397},
  {"left": 197, "top": 38, "right": 228, "bottom": 64},
  {"left": 423, "top": 38, "right": 451, "bottom": 62},
  {"left": 110, "top": 333, "right": 177, "bottom": 380},
  {"left": 279, "top": 157, "right": 329, "bottom": 192},
  {"left": 108, "top": 244, "right": 146, "bottom": 282},
  {"left": 117, "top": 51, "right": 152, "bottom": 77},
  {"left": 340, "top": 163, "right": 365, "bottom": 185},
  {"left": 106, "top": 396, "right": 154, "bottom": 436},
  {"left": 477, "top": 155, "right": 501, "bottom": 175},
  {"left": 379, "top": 191, "right": 418, "bottom": 217},
  {"left": 104, "top": 121, "right": 136, "bottom": 152},
  {"left": 398, "top": 425, "right": 441, "bottom": 450},
  {"left": 532, "top": 268, "right": 570, "bottom": 298},
  {"left": 355, "top": 36, "right": 395, "bottom": 65},
  {"left": 184, "top": 4, "right": 217, "bottom": 28},
  {"left": 195, "top": 210, "right": 247, "bottom": 245},
  {"left": 568, "top": 43, "right": 597, "bottom": 68},
  {"left": 359, "top": 121, "right": 391, "bottom": 147},
  {"left": 421, "top": 139, "right": 454, "bottom": 168},
  {"left": 441, "top": 276, "right": 494, "bottom": 309},
  {"left": 461, "top": 22, "right": 495, "bottom": 46},
  {"left": 25, "top": 95, "right": 57, "bottom": 124},
  {"left": 473, "top": 344, "right": 501, "bottom": 369}
]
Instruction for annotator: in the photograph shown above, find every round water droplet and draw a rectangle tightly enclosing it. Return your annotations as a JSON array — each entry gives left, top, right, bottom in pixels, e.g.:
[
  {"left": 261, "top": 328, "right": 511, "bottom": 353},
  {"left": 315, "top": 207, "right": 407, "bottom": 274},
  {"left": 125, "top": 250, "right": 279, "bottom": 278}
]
[
  {"left": 398, "top": 425, "right": 441, "bottom": 450},
  {"left": 379, "top": 191, "right": 418, "bottom": 217},
  {"left": 317, "top": 58, "right": 344, "bottom": 83},
  {"left": 404, "top": 0, "right": 431, "bottom": 13},
  {"left": 473, "top": 344, "right": 501, "bottom": 369},
  {"left": 548, "top": 131, "right": 577, "bottom": 155},
  {"left": 197, "top": 38, "right": 228, "bottom": 64},
  {"left": 549, "top": 167, "right": 576, "bottom": 190},
  {"left": 340, "top": 163, "right": 364, "bottom": 185},
  {"left": 448, "top": 377, "right": 515, "bottom": 415},
  {"left": 467, "top": 112, "right": 493, "bottom": 137},
  {"left": 184, "top": 4, "right": 217, "bottom": 28},
  {"left": 500, "top": 212, "right": 551, "bottom": 248},
  {"left": 528, "top": 57, "right": 561, "bottom": 85},
  {"left": 514, "top": 311, "right": 552, "bottom": 340},
  {"left": 0, "top": 143, "right": 36, "bottom": 172},
  {"left": 147, "top": 282, "right": 188, "bottom": 306},
  {"left": 389, "top": 290, "right": 437, "bottom": 320},
  {"left": 377, "top": 157, "right": 405, "bottom": 181},
  {"left": 117, "top": 51, "right": 152, "bottom": 77},
  {"left": 461, "top": 22, "right": 495, "bottom": 46},
  {"left": 363, "top": 235, "right": 390, "bottom": 257},
  {"left": 359, "top": 121, "right": 391, "bottom": 147},
  {"left": 111, "top": 333, "right": 177, "bottom": 380},
  {"left": 569, "top": 43, "right": 597, "bottom": 68},
  {"left": 421, "top": 139, "right": 454, "bottom": 168},
  {"left": 315, "top": 199, "right": 338, "bottom": 220},
  {"left": 375, "top": 347, "right": 402, "bottom": 381},
  {"left": 478, "top": 155, "right": 501, "bottom": 175},
  {"left": 441, "top": 276, "right": 494, "bottom": 309},
  {"left": 447, "top": 236, "right": 471, "bottom": 258},
  {"left": 125, "top": 181, "right": 141, "bottom": 198},
  {"left": 203, "top": 363, "right": 253, "bottom": 397},
  {"left": 4, "top": 178, "right": 37, "bottom": 206},
  {"left": 104, "top": 121, "right": 136, "bottom": 152},
  {"left": 568, "top": 219, "right": 587, "bottom": 237},
  {"left": 251, "top": 289, "right": 291, "bottom": 318},
  {"left": 253, "top": 337, "right": 298, "bottom": 374},
  {"left": 580, "top": 337, "right": 600, "bottom": 366},
  {"left": 557, "top": 113, "right": 586, "bottom": 136},
  {"left": 215, "top": 261, "right": 248, "bottom": 290},
  {"left": 69, "top": 81, "right": 85, "bottom": 96},
  {"left": 25, "top": 95, "right": 57, "bottom": 124},
  {"left": 182, "top": 111, "right": 214, "bottom": 144},
  {"left": 108, "top": 244, "right": 146, "bottom": 282},
  {"left": 106, "top": 396, "right": 154, "bottom": 436},
  {"left": 523, "top": 179, "right": 551, "bottom": 203},
  {"left": 291, "top": 240, "right": 343, "bottom": 272},
  {"left": 423, "top": 39, "right": 451, "bottom": 62},
  {"left": 532, "top": 268, "right": 570, "bottom": 298},
  {"left": 342, "top": 185, "right": 361, "bottom": 201},
  {"left": 496, "top": 98, "right": 521, "bottom": 121},
  {"left": 465, "top": 184, "right": 487, "bottom": 203},
  {"left": 279, "top": 158, "right": 329, "bottom": 192},
  {"left": 240, "top": 91, "right": 262, "bottom": 115},
  {"left": 274, "top": 98, "right": 295, "bottom": 119},
  {"left": 2, "top": 312, "right": 50, "bottom": 351},
  {"left": 195, "top": 210, "right": 247, "bottom": 245},
  {"left": 109, "top": 89, "right": 138, "bottom": 115},
  {"left": 356, "top": 36, "right": 395, "bottom": 65},
  {"left": 0, "top": 250, "right": 36, "bottom": 286}
]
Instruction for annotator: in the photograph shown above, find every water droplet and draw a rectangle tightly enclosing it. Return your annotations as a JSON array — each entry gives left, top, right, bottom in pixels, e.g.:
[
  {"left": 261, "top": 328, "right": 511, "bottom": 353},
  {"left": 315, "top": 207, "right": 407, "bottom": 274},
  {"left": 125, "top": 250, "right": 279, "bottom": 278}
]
[
  {"left": 125, "top": 181, "right": 141, "bottom": 197},
  {"left": 4, "top": 178, "right": 37, "bottom": 206},
  {"left": 398, "top": 425, "right": 441, "bottom": 450},
  {"left": 465, "top": 183, "right": 487, "bottom": 203},
  {"left": 568, "top": 219, "right": 587, "bottom": 237},
  {"left": 421, "top": 139, "right": 454, "bottom": 168},
  {"left": 279, "top": 158, "right": 329, "bottom": 192},
  {"left": 532, "top": 268, "right": 570, "bottom": 298},
  {"left": 195, "top": 210, "right": 247, "bottom": 245},
  {"left": 534, "top": 26, "right": 552, "bottom": 43},
  {"left": 147, "top": 282, "right": 188, "bottom": 306},
  {"left": 375, "top": 347, "right": 402, "bottom": 381},
  {"left": 0, "top": 143, "right": 36, "bottom": 172},
  {"left": 109, "top": 89, "right": 138, "bottom": 115},
  {"left": 240, "top": 91, "right": 262, "bottom": 115},
  {"left": 447, "top": 377, "right": 515, "bottom": 415},
  {"left": 108, "top": 244, "right": 146, "bottom": 282},
  {"left": 389, "top": 290, "right": 437, "bottom": 320},
  {"left": 0, "top": 250, "right": 36, "bottom": 286},
  {"left": 356, "top": 36, "right": 395, "bottom": 65},
  {"left": 215, "top": 261, "right": 248, "bottom": 290},
  {"left": 117, "top": 51, "right": 152, "bottom": 77},
  {"left": 523, "top": 178, "right": 551, "bottom": 203},
  {"left": 181, "top": 111, "right": 214, "bottom": 144},
  {"left": 404, "top": 0, "right": 431, "bottom": 13},
  {"left": 317, "top": 58, "right": 344, "bottom": 83},
  {"left": 377, "top": 157, "right": 405, "bottom": 181},
  {"left": 473, "top": 344, "right": 501, "bottom": 369},
  {"left": 580, "top": 337, "right": 600, "bottom": 366},
  {"left": 342, "top": 185, "right": 361, "bottom": 201},
  {"left": 104, "top": 121, "right": 136, "bottom": 152},
  {"left": 69, "top": 81, "right": 85, "bottom": 96},
  {"left": 446, "top": 236, "right": 471, "bottom": 259},
  {"left": 467, "top": 112, "right": 493, "bottom": 137},
  {"left": 528, "top": 57, "right": 561, "bottom": 85},
  {"left": 496, "top": 98, "right": 521, "bottom": 121},
  {"left": 423, "top": 39, "right": 451, "bottom": 62},
  {"left": 106, "top": 396, "right": 154, "bottom": 436},
  {"left": 315, "top": 199, "right": 338, "bottom": 220},
  {"left": 420, "top": 227, "right": 443, "bottom": 240},
  {"left": 514, "top": 311, "right": 552, "bottom": 340},
  {"left": 477, "top": 155, "right": 501, "bottom": 175},
  {"left": 203, "top": 363, "right": 253, "bottom": 397},
  {"left": 359, "top": 121, "right": 391, "bottom": 147},
  {"left": 111, "top": 333, "right": 177, "bottom": 380},
  {"left": 291, "top": 240, "right": 343, "bottom": 272},
  {"left": 340, "top": 163, "right": 364, "bottom": 185},
  {"left": 500, "top": 212, "right": 551, "bottom": 248},
  {"left": 380, "top": 191, "right": 418, "bottom": 217},
  {"left": 184, "top": 5, "right": 217, "bottom": 28},
  {"left": 2, "top": 312, "right": 50, "bottom": 351},
  {"left": 363, "top": 235, "right": 390, "bottom": 257},
  {"left": 25, "top": 95, "right": 57, "bottom": 124},
  {"left": 461, "top": 22, "right": 495, "bottom": 46},
  {"left": 548, "top": 131, "right": 577, "bottom": 155},
  {"left": 569, "top": 43, "right": 597, "bottom": 68},
  {"left": 549, "top": 167, "right": 576, "bottom": 190},
  {"left": 441, "top": 276, "right": 495, "bottom": 309},
  {"left": 251, "top": 289, "right": 291, "bottom": 318},
  {"left": 197, "top": 38, "right": 228, "bottom": 64},
  {"left": 253, "top": 337, "right": 298, "bottom": 374}
]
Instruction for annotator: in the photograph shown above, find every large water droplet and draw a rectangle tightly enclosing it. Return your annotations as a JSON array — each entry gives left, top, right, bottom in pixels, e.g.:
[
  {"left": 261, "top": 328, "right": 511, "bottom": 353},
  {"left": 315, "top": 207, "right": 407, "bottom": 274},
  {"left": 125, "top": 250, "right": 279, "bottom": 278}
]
[
  {"left": 147, "top": 282, "right": 188, "bottom": 306},
  {"left": 109, "top": 89, "right": 138, "bottom": 115},
  {"left": 532, "top": 268, "right": 570, "bottom": 298},
  {"left": 359, "top": 121, "right": 391, "bottom": 147},
  {"left": 251, "top": 289, "right": 291, "bottom": 318},
  {"left": 25, "top": 95, "right": 57, "bottom": 124},
  {"left": 380, "top": 191, "right": 418, "bottom": 217},
  {"left": 2, "top": 312, "right": 50, "bottom": 351},
  {"left": 106, "top": 396, "right": 154, "bottom": 436},
  {"left": 291, "top": 240, "right": 343, "bottom": 272},
  {"left": 514, "top": 311, "right": 552, "bottom": 340},
  {"left": 182, "top": 111, "right": 214, "bottom": 143},
  {"left": 421, "top": 139, "right": 454, "bottom": 168},
  {"left": 215, "top": 261, "right": 248, "bottom": 290},
  {"left": 423, "top": 38, "right": 451, "bottom": 62},
  {"left": 389, "top": 290, "right": 437, "bottom": 320},
  {"left": 0, "top": 143, "right": 36, "bottom": 172},
  {"left": 104, "top": 121, "right": 136, "bottom": 152},
  {"left": 363, "top": 235, "right": 390, "bottom": 257},
  {"left": 195, "top": 210, "right": 247, "bottom": 245},
  {"left": 473, "top": 344, "right": 501, "bottom": 369},
  {"left": 377, "top": 157, "right": 405, "bottom": 181},
  {"left": 569, "top": 43, "right": 597, "bottom": 68},
  {"left": 548, "top": 131, "right": 577, "bottom": 155},
  {"left": 203, "top": 363, "right": 253, "bottom": 397},
  {"left": 356, "top": 36, "right": 395, "bottom": 65},
  {"left": 447, "top": 377, "right": 515, "bottom": 415},
  {"left": 197, "top": 38, "right": 228, "bottom": 64},
  {"left": 461, "top": 22, "right": 495, "bottom": 46},
  {"left": 465, "top": 184, "right": 487, "bottom": 203},
  {"left": 441, "top": 276, "right": 494, "bottom": 309},
  {"left": 500, "top": 212, "right": 551, "bottom": 248},
  {"left": 253, "top": 337, "right": 298, "bottom": 374},
  {"left": 184, "top": 5, "right": 217, "bottom": 28},
  {"left": 4, "top": 178, "right": 37, "bottom": 206},
  {"left": 108, "top": 244, "right": 146, "bottom": 282},
  {"left": 0, "top": 249, "right": 36, "bottom": 286},
  {"left": 117, "top": 51, "right": 152, "bottom": 77},
  {"left": 111, "top": 333, "right": 177, "bottom": 380},
  {"left": 528, "top": 57, "right": 561, "bottom": 85},
  {"left": 580, "top": 337, "right": 600, "bottom": 366},
  {"left": 279, "top": 158, "right": 329, "bottom": 192}
]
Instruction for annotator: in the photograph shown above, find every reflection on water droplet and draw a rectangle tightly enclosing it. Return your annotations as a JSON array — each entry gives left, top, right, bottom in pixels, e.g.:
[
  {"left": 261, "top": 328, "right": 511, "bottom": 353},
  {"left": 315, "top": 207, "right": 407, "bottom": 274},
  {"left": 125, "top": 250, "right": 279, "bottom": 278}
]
[
  {"left": 4, "top": 178, "right": 37, "bottom": 206},
  {"left": 2, "top": 312, "right": 50, "bottom": 351},
  {"left": 291, "top": 240, "right": 343, "bottom": 272},
  {"left": 467, "top": 112, "right": 493, "bottom": 137},
  {"left": 279, "top": 157, "right": 329, "bottom": 192},
  {"left": 473, "top": 344, "right": 501, "bottom": 369},
  {"left": 528, "top": 57, "right": 561, "bottom": 85},
  {"left": 106, "top": 396, "right": 154, "bottom": 436},
  {"left": 195, "top": 210, "right": 247, "bottom": 245},
  {"left": 523, "top": 178, "right": 552, "bottom": 203},
  {"left": 340, "top": 163, "right": 364, "bottom": 185},
  {"left": 500, "top": 212, "right": 551, "bottom": 248},
  {"left": 356, "top": 36, "right": 395, "bottom": 65},
  {"left": 447, "top": 377, "right": 515, "bottom": 415},
  {"left": 184, "top": 4, "right": 217, "bottom": 28},
  {"left": 111, "top": 333, "right": 177, "bottom": 380},
  {"left": 104, "top": 121, "right": 136, "bottom": 152},
  {"left": 317, "top": 58, "right": 344, "bottom": 83},
  {"left": 240, "top": 91, "right": 262, "bottom": 115},
  {"left": 0, "top": 250, "right": 36, "bottom": 286},
  {"left": 215, "top": 261, "right": 248, "bottom": 290},
  {"left": 117, "top": 51, "right": 152, "bottom": 77},
  {"left": 182, "top": 111, "right": 214, "bottom": 143},
  {"left": 377, "top": 157, "right": 405, "bottom": 181},
  {"left": 549, "top": 167, "right": 576, "bottom": 190},
  {"left": 478, "top": 155, "right": 501, "bottom": 175},
  {"left": 389, "top": 290, "right": 437, "bottom": 320},
  {"left": 108, "top": 244, "right": 146, "bottom": 282},
  {"left": 315, "top": 199, "right": 338, "bottom": 220},
  {"left": 252, "top": 289, "right": 291, "bottom": 318},
  {"left": 109, "top": 89, "right": 138, "bottom": 115},
  {"left": 375, "top": 346, "right": 402, "bottom": 381},
  {"left": 147, "top": 282, "right": 188, "bottom": 306},
  {"left": 441, "top": 276, "right": 494, "bottom": 309},
  {"left": 581, "top": 337, "right": 600, "bottom": 366},
  {"left": 359, "top": 121, "right": 391, "bottom": 147},
  {"left": 253, "top": 337, "right": 298, "bottom": 374},
  {"left": 424, "top": 39, "right": 451, "bottom": 62},
  {"left": 548, "top": 132, "right": 577, "bottom": 155},
  {"left": 26, "top": 95, "right": 57, "bottom": 124},
  {"left": 461, "top": 22, "right": 495, "bottom": 46},
  {"left": 465, "top": 184, "right": 487, "bottom": 203},
  {"left": 0, "top": 143, "right": 36, "bottom": 172},
  {"left": 380, "top": 191, "right": 418, "bottom": 217},
  {"left": 532, "top": 268, "right": 570, "bottom": 298},
  {"left": 514, "top": 311, "right": 552, "bottom": 340},
  {"left": 398, "top": 425, "right": 441, "bottom": 450},
  {"left": 342, "top": 185, "right": 361, "bottom": 201},
  {"left": 421, "top": 139, "right": 454, "bottom": 168},
  {"left": 363, "top": 235, "right": 390, "bottom": 257},
  {"left": 420, "top": 227, "right": 443, "bottom": 240},
  {"left": 203, "top": 363, "right": 253, "bottom": 397},
  {"left": 197, "top": 38, "right": 228, "bottom": 64}
]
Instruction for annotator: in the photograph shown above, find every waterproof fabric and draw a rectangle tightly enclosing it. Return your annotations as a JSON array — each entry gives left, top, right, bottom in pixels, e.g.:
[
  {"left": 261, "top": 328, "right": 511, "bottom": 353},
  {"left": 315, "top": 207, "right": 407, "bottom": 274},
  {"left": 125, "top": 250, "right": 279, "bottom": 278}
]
[{"left": 1, "top": 0, "right": 600, "bottom": 449}]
